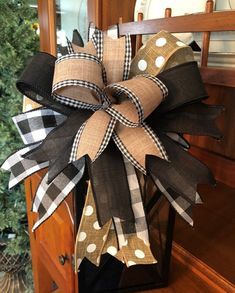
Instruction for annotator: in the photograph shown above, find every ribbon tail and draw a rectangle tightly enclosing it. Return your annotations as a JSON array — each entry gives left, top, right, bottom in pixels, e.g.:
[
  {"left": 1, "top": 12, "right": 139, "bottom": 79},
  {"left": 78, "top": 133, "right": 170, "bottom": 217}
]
[
  {"left": 75, "top": 182, "right": 113, "bottom": 270},
  {"left": 113, "top": 122, "right": 168, "bottom": 174},
  {"left": 73, "top": 110, "right": 116, "bottom": 163},
  {"left": 112, "top": 158, "right": 157, "bottom": 267},
  {"left": 32, "top": 158, "right": 85, "bottom": 232},
  {"left": 146, "top": 134, "right": 215, "bottom": 224},
  {"left": 150, "top": 176, "right": 194, "bottom": 226},
  {"left": 75, "top": 173, "right": 156, "bottom": 270},
  {"left": 196, "top": 192, "right": 203, "bottom": 204},
  {"left": 12, "top": 108, "right": 66, "bottom": 145},
  {"left": 154, "top": 103, "right": 223, "bottom": 139},
  {"left": 23, "top": 109, "right": 91, "bottom": 170},
  {"left": 72, "top": 29, "right": 84, "bottom": 47},
  {"left": 88, "top": 141, "right": 134, "bottom": 227},
  {"left": 66, "top": 37, "right": 75, "bottom": 54},
  {"left": 1, "top": 144, "right": 49, "bottom": 189},
  {"left": 146, "top": 155, "right": 200, "bottom": 205},
  {"left": 160, "top": 133, "right": 216, "bottom": 186},
  {"left": 166, "top": 133, "right": 190, "bottom": 149},
  {"left": 47, "top": 136, "right": 75, "bottom": 183},
  {"left": 114, "top": 157, "right": 149, "bottom": 247}
]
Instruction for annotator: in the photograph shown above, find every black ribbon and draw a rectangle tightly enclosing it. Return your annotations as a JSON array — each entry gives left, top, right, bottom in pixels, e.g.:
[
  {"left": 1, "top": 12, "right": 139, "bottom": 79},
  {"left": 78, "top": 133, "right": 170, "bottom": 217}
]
[
  {"left": 16, "top": 52, "right": 74, "bottom": 116},
  {"left": 88, "top": 141, "right": 134, "bottom": 226}
]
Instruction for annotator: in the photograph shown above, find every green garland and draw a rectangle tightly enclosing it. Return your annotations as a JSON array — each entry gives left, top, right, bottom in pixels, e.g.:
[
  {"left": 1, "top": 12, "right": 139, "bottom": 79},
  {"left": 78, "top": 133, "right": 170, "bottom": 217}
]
[{"left": 0, "top": 0, "right": 39, "bottom": 289}]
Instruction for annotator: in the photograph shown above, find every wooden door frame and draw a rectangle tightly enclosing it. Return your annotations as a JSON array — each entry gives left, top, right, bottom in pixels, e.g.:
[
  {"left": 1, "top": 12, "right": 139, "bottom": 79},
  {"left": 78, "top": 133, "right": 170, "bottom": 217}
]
[
  {"left": 25, "top": 2, "right": 57, "bottom": 291},
  {"left": 38, "top": 0, "right": 57, "bottom": 55},
  {"left": 25, "top": 2, "right": 78, "bottom": 292}
]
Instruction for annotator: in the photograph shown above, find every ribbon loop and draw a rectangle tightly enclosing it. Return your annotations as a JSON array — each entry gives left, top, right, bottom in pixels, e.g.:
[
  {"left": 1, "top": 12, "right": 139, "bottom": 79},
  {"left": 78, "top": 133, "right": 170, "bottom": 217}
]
[
  {"left": 106, "top": 75, "right": 167, "bottom": 127},
  {"left": 52, "top": 53, "right": 104, "bottom": 109}
]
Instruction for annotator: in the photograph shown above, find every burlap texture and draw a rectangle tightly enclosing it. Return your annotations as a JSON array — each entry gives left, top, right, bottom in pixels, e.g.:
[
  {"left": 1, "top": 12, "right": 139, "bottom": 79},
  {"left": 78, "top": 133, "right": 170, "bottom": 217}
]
[
  {"left": 75, "top": 182, "right": 112, "bottom": 270},
  {"left": 130, "top": 30, "right": 194, "bottom": 77},
  {"left": 109, "top": 99, "right": 139, "bottom": 125},
  {"left": 72, "top": 41, "right": 97, "bottom": 55},
  {"left": 115, "top": 123, "right": 163, "bottom": 170},
  {"left": 53, "top": 58, "right": 104, "bottom": 105},
  {"left": 75, "top": 183, "right": 157, "bottom": 270},
  {"left": 103, "top": 35, "right": 126, "bottom": 84},
  {"left": 58, "top": 86, "right": 101, "bottom": 105},
  {"left": 54, "top": 59, "right": 103, "bottom": 88},
  {"left": 113, "top": 77, "right": 163, "bottom": 121},
  {"left": 76, "top": 110, "right": 114, "bottom": 161}
]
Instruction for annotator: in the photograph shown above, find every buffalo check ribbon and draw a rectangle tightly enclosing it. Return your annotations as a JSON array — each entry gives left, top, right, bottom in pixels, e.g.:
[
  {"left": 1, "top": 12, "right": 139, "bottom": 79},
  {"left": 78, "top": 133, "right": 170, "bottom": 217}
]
[
  {"left": 1, "top": 27, "right": 223, "bottom": 269},
  {"left": 1, "top": 108, "right": 66, "bottom": 189}
]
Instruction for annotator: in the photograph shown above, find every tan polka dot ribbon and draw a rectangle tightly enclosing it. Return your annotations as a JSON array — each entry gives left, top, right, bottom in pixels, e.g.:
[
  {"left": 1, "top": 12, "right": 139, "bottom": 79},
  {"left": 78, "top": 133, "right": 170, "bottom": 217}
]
[
  {"left": 75, "top": 169, "right": 157, "bottom": 270},
  {"left": 52, "top": 28, "right": 194, "bottom": 270},
  {"left": 130, "top": 30, "right": 194, "bottom": 77}
]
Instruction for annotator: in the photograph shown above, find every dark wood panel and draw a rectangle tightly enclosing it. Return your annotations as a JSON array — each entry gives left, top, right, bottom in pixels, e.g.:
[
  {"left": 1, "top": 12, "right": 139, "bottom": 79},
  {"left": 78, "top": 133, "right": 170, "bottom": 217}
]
[
  {"left": 87, "top": 0, "right": 102, "bottom": 28},
  {"left": 101, "top": 0, "right": 136, "bottom": 30},
  {"left": 185, "top": 84, "right": 235, "bottom": 159},
  {"left": 174, "top": 182, "right": 235, "bottom": 284},
  {"left": 119, "top": 11, "right": 235, "bottom": 35},
  {"left": 88, "top": 0, "right": 136, "bottom": 30},
  {"left": 139, "top": 256, "right": 219, "bottom": 293},
  {"left": 189, "top": 146, "right": 235, "bottom": 188},
  {"left": 201, "top": 67, "right": 235, "bottom": 88}
]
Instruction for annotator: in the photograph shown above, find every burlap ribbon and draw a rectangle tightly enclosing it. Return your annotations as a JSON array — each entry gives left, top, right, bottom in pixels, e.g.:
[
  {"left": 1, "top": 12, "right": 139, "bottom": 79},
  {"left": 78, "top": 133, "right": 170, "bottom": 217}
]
[{"left": 1, "top": 27, "right": 223, "bottom": 271}]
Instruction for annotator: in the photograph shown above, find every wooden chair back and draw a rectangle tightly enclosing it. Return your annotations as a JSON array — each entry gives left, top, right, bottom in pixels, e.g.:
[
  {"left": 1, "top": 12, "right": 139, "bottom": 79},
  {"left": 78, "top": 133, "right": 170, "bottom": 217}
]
[{"left": 115, "top": 0, "right": 235, "bottom": 88}]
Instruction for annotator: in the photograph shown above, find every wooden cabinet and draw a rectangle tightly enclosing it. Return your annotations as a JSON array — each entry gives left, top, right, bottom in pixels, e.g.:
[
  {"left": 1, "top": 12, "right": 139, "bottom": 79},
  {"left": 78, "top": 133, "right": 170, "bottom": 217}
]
[{"left": 25, "top": 171, "right": 77, "bottom": 292}]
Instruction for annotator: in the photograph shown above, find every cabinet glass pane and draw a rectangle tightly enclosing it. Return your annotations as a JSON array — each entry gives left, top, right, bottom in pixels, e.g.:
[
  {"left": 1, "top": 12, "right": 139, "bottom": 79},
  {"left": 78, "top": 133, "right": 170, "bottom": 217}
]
[{"left": 56, "top": 0, "right": 88, "bottom": 52}]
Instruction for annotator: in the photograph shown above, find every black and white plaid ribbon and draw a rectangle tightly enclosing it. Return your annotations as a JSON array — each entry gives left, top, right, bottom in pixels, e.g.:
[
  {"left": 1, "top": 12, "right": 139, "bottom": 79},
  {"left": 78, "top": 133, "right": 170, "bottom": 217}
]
[
  {"left": 32, "top": 159, "right": 85, "bottom": 231},
  {"left": 69, "top": 122, "right": 87, "bottom": 162},
  {"left": 66, "top": 37, "right": 75, "bottom": 54},
  {"left": 91, "top": 27, "right": 103, "bottom": 61},
  {"left": 1, "top": 144, "right": 49, "bottom": 189},
  {"left": 113, "top": 156, "right": 149, "bottom": 247},
  {"left": 13, "top": 108, "right": 66, "bottom": 145},
  {"left": 152, "top": 175, "right": 203, "bottom": 226},
  {"left": 1, "top": 108, "right": 66, "bottom": 188},
  {"left": 123, "top": 34, "right": 132, "bottom": 81}
]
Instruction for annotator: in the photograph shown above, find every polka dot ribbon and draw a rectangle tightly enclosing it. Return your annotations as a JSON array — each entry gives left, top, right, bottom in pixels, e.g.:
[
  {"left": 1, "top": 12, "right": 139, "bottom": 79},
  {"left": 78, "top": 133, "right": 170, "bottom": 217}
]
[
  {"left": 130, "top": 30, "right": 194, "bottom": 77},
  {"left": 75, "top": 176, "right": 157, "bottom": 270}
]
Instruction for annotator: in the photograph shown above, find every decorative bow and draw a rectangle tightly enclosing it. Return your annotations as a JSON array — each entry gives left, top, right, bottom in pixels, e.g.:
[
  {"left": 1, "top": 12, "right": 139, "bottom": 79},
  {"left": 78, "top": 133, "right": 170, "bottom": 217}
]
[{"left": 1, "top": 28, "right": 223, "bottom": 269}]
